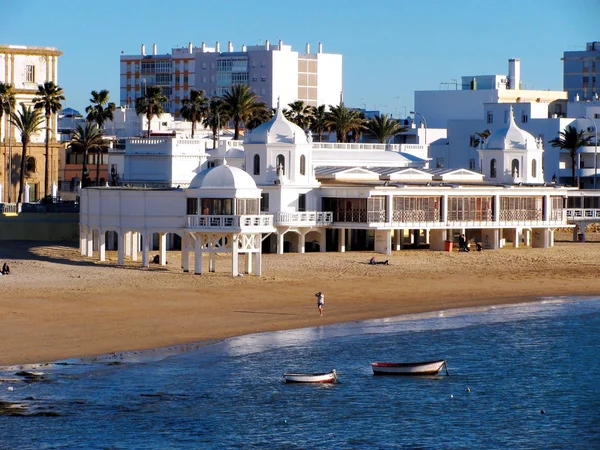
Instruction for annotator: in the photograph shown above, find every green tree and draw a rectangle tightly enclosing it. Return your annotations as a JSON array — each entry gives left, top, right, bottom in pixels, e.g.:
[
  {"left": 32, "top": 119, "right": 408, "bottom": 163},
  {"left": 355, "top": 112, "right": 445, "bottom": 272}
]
[
  {"left": 0, "top": 82, "right": 16, "bottom": 145},
  {"left": 67, "top": 123, "right": 105, "bottom": 188},
  {"left": 366, "top": 114, "right": 407, "bottom": 143},
  {"left": 283, "top": 100, "right": 313, "bottom": 130},
  {"left": 135, "top": 86, "right": 168, "bottom": 138},
  {"left": 471, "top": 129, "right": 491, "bottom": 148},
  {"left": 86, "top": 90, "right": 116, "bottom": 185},
  {"left": 222, "top": 84, "right": 262, "bottom": 140},
  {"left": 203, "top": 98, "right": 231, "bottom": 149},
  {"left": 9, "top": 104, "right": 44, "bottom": 204},
  {"left": 245, "top": 102, "right": 272, "bottom": 130},
  {"left": 309, "top": 104, "right": 328, "bottom": 142},
  {"left": 549, "top": 125, "right": 593, "bottom": 188},
  {"left": 180, "top": 89, "right": 208, "bottom": 138},
  {"left": 86, "top": 89, "right": 116, "bottom": 130},
  {"left": 33, "top": 81, "right": 65, "bottom": 197},
  {"left": 324, "top": 103, "right": 365, "bottom": 143}
]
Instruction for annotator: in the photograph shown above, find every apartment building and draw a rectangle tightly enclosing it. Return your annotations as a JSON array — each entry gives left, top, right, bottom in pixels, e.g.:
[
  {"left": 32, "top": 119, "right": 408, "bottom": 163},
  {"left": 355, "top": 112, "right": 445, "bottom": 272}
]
[
  {"left": 563, "top": 41, "right": 600, "bottom": 101},
  {"left": 119, "top": 40, "right": 342, "bottom": 115}
]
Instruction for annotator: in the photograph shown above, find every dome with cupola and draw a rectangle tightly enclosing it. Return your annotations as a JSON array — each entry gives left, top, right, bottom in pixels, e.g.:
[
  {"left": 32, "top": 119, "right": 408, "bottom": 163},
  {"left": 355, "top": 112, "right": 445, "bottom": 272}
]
[
  {"left": 244, "top": 106, "right": 308, "bottom": 145},
  {"left": 188, "top": 165, "right": 257, "bottom": 190},
  {"left": 483, "top": 107, "right": 539, "bottom": 150}
]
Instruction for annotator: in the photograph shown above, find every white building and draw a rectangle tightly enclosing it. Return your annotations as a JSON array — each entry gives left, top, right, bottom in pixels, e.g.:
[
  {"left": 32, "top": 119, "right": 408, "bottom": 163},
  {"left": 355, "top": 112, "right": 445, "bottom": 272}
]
[
  {"left": 119, "top": 40, "right": 342, "bottom": 114},
  {"left": 80, "top": 107, "right": 573, "bottom": 276},
  {"left": 414, "top": 59, "right": 567, "bottom": 129}
]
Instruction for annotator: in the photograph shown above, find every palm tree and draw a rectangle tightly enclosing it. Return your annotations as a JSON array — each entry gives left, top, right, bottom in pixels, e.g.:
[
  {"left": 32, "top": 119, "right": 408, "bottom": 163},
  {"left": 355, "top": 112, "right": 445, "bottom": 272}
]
[
  {"left": 9, "top": 104, "right": 44, "bottom": 204},
  {"left": 33, "top": 81, "right": 65, "bottom": 197},
  {"left": 67, "top": 123, "right": 105, "bottom": 188},
  {"left": 85, "top": 89, "right": 116, "bottom": 130},
  {"left": 245, "top": 102, "right": 272, "bottom": 130},
  {"left": 324, "top": 103, "right": 365, "bottom": 143},
  {"left": 203, "top": 98, "right": 230, "bottom": 149},
  {"left": 366, "top": 114, "right": 407, "bottom": 143},
  {"left": 309, "top": 105, "right": 328, "bottom": 142},
  {"left": 549, "top": 125, "right": 593, "bottom": 188},
  {"left": 135, "top": 86, "right": 168, "bottom": 138},
  {"left": 283, "top": 100, "right": 312, "bottom": 130},
  {"left": 86, "top": 90, "right": 116, "bottom": 185},
  {"left": 471, "top": 129, "right": 491, "bottom": 148},
  {"left": 180, "top": 89, "right": 208, "bottom": 138},
  {"left": 222, "top": 84, "right": 262, "bottom": 140},
  {"left": 0, "top": 82, "right": 16, "bottom": 144}
]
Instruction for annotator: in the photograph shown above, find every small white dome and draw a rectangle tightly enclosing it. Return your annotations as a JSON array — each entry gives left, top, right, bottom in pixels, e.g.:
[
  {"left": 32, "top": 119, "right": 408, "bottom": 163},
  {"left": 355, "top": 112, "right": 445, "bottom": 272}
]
[
  {"left": 226, "top": 147, "right": 245, "bottom": 158},
  {"left": 244, "top": 108, "right": 307, "bottom": 145},
  {"left": 188, "top": 166, "right": 213, "bottom": 189},
  {"left": 188, "top": 165, "right": 257, "bottom": 190},
  {"left": 483, "top": 107, "right": 538, "bottom": 150}
]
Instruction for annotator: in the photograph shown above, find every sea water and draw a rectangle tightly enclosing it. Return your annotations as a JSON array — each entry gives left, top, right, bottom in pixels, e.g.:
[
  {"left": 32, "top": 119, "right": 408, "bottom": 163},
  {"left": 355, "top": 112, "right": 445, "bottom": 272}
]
[{"left": 1, "top": 297, "right": 599, "bottom": 449}]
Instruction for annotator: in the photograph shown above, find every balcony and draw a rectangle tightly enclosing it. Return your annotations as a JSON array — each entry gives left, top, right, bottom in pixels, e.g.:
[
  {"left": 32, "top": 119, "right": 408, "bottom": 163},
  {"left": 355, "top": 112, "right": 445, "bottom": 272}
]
[
  {"left": 186, "top": 214, "right": 274, "bottom": 231},
  {"left": 273, "top": 211, "right": 333, "bottom": 227}
]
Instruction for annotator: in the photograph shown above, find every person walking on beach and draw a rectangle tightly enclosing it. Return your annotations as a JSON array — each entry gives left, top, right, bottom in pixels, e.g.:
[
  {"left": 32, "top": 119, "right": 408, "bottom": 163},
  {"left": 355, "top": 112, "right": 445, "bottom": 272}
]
[{"left": 315, "top": 292, "right": 325, "bottom": 317}]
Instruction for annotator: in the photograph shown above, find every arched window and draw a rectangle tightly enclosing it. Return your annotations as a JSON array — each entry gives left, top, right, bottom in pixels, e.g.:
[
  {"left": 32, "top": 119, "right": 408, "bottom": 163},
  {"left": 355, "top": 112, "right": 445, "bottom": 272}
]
[
  {"left": 512, "top": 159, "right": 519, "bottom": 177},
  {"left": 490, "top": 159, "right": 497, "bottom": 178},
  {"left": 26, "top": 156, "right": 36, "bottom": 173},
  {"left": 276, "top": 154, "right": 285, "bottom": 175},
  {"left": 300, "top": 155, "right": 306, "bottom": 176},
  {"left": 531, "top": 159, "right": 537, "bottom": 178},
  {"left": 253, "top": 154, "right": 260, "bottom": 175}
]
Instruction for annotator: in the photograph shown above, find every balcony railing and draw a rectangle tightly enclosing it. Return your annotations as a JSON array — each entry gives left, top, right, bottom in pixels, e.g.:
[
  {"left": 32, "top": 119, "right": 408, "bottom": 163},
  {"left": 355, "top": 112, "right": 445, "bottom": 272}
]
[
  {"left": 273, "top": 211, "right": 333, "bottom": 226},
  {"left": 566, "top": 208, "right": 600, "bottom": 221},
  {"left": 186, "top": 214, "right": 273, "bottom": 230}
]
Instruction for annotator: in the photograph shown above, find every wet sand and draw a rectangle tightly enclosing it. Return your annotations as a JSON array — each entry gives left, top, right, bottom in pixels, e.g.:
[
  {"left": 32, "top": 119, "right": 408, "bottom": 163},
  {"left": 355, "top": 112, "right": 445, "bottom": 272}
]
[{"left": 1, "top": 235, "right": 599, "bottom": 366}]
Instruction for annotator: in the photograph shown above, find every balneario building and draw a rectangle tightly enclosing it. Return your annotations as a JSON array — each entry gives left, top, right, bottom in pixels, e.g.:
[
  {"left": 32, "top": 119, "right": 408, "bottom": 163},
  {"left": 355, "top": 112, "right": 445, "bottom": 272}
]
[{"left": 80, "top": 106, "right": 573, "bottom": 276}]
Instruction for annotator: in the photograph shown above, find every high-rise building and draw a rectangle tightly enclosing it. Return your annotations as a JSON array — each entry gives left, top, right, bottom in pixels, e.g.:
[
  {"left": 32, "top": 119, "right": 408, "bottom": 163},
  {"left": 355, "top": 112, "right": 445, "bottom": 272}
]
[
  {"left": 119, "top": 40, "right": 342, "bottom": 115},
  {"left": 563, "top": 41, "right": 600, "bottom": 101}
]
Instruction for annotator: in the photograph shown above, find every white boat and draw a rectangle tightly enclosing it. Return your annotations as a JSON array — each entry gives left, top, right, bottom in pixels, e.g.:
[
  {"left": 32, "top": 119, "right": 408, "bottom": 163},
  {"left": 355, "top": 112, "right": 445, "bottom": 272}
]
[
  {"left": 283, "top": 369, "right": 339, "bottom": 383},
  {"left": 371, "top": 360, "right": 448, "bottom": 376}
]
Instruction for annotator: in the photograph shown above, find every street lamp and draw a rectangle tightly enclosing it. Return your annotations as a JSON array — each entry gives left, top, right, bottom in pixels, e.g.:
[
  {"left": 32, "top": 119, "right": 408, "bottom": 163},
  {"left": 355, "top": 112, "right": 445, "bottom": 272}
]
[
  {"left": 582, "top": 116, "right": 598, "bottom": 189},
  {"left": 410, "top": 110, "right": 427, "bottom": 148}
]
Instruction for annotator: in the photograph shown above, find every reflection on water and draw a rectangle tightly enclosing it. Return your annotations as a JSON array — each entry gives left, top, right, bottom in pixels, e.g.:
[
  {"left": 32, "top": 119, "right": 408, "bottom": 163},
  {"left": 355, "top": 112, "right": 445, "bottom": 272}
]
[{"left": 1, "top": 297, "right": 599, "bottom": 449}]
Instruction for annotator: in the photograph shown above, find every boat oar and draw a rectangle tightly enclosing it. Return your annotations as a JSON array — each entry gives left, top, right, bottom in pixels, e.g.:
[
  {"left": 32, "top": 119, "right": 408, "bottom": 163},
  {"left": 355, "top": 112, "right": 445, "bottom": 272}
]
[{"left": 444, "top": 361, "right": 450, "bottom": 376}]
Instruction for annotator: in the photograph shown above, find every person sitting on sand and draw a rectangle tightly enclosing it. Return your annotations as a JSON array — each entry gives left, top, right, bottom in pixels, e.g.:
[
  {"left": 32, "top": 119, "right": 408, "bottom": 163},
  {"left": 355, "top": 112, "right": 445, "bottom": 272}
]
[{"left": 2, "top": 263, "right": 10, "bottom": 275}]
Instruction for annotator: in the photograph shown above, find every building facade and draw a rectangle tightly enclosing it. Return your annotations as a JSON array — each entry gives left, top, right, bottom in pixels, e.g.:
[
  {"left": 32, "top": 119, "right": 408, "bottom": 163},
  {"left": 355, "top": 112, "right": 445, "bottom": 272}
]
[
  {"left": 563, "top": 41, "right": 600, "bottom": 101},
  {"left": 119, "top": 40, "right": 342, "bottom": 115},
  {"left": 1, "top": 44, "right": 63, "bottom": 203}
]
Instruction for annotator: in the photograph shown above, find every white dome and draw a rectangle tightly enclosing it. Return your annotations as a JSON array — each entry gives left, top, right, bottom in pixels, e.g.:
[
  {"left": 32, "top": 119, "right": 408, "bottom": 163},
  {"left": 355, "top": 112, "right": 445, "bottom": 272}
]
[
  {"left": 226, "top": 147, "right": 245, "bottom": 158},
  {"left": 244, "top": 108, "right": 307, "bottom": 144},
  {"left": 188, "top": 166, "right": 213, "bottom": 189},
  {"left": 188, "top": 165, "right": 257, "bottom": 190},
  {"left": 483, "top": 108, "right": 538, "bottom": 150}
]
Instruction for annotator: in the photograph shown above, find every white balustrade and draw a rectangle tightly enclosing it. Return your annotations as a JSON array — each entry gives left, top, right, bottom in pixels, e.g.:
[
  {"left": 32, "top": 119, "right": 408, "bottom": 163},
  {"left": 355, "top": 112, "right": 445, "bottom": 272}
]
[
  {"left": 273, "top": 211, "right": 333, "bottom": 226},
  {"left": 186, "top": 214, "right": 272, "bottom": 229}
]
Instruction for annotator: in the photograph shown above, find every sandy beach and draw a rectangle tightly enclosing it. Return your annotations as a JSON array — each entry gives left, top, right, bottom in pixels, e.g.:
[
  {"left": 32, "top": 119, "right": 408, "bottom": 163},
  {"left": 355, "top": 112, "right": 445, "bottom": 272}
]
[{"left": 1, "top": 234, "right": 599, "bottom": 366}]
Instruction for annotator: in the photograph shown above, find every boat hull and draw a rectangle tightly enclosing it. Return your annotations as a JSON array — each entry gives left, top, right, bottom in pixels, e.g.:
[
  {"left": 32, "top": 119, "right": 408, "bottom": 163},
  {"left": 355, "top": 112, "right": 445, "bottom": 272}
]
[
  {"left": 371, "top": 360, "right": 447, "bottom": 376},
  {"left": 283, "top": 371, "right": 337, "bottom": 383}
]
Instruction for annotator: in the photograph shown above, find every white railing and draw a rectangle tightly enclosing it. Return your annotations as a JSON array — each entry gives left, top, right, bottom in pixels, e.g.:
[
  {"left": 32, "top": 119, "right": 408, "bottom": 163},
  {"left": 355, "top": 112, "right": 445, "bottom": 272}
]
[
  {"left": 186, "top": 214, "right": 273, "bottom": 229},
  {"left": 274, "top": 211, "right": 333, "bottom": 226},
  {"left": 313, "top": 142, "right": 402, "bottom": 151},
  {"left": 0, "top": 203, "right": 19, "bottom": 213},
  {"left": 566, "top": 208, "right": 600, "bottom": 221}
]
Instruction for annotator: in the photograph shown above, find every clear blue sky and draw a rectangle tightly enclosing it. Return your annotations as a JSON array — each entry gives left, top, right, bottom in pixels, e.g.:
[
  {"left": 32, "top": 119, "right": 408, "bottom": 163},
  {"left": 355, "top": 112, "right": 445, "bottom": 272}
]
[{"left": 2, "top": 0, "right": 598, "bottom": 118}]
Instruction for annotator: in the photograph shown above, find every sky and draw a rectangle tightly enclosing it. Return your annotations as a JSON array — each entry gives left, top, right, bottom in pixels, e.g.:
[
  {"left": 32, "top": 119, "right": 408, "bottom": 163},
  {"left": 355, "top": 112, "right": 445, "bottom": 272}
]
[{"left": 2, "top": 0, "right": 598, "bottom": 118}]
